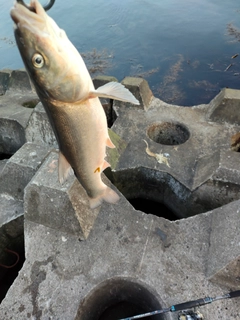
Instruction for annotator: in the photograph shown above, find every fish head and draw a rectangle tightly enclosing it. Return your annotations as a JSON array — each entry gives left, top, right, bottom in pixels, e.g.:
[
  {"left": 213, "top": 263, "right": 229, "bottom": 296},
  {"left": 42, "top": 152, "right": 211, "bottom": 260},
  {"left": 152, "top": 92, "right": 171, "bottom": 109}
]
[{"left": 10, "top": 0, "right": 91, "bottom": 102}]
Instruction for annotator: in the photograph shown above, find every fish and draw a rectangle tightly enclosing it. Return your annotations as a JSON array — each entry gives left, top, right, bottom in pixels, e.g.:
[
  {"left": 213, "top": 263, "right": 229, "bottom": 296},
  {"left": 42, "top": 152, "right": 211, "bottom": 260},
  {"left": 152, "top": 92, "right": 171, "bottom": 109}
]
[{"left": 10, "top": 0, "right": 139, "bottom": 208}]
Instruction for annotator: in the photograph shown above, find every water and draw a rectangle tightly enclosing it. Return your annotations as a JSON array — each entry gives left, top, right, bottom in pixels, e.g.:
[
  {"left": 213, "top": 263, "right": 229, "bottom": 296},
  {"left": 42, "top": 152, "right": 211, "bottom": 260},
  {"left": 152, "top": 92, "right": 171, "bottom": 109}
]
[{"left": 1, "top": 0, "right": 240, "bottom": 105}]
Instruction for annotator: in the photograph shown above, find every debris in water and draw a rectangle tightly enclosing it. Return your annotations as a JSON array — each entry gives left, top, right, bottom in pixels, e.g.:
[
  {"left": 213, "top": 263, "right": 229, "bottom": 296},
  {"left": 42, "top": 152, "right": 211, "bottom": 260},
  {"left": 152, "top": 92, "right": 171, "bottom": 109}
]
[
  {"left": 130, "top": 65, "right": 160, "bottom": 78},
  {"left": 231, "top": 53, "right": 239, "bottom": 59},
  {"left": 156, "top": 54, "right": 185, "bottom": 104},
  {"left": 224, "top": 63, "right": 233, "bottom": 72},
  {"left": 81, "top": 48, "right": 114, "bottom": 75},
  {"left": 227, "top": 23, "right": 240, "bottom": 42},
  {"left": 188, "top": 80, "right": 218, "bottom": 91}
]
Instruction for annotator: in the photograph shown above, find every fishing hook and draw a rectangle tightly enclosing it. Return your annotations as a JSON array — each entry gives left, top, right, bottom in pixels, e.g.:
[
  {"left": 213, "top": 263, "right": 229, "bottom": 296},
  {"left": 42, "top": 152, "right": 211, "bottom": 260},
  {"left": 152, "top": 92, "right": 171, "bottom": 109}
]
[
  {"left": 16, "top": 0, "right": 55, "bottom": 11},
  {"left": 0, "top": 248, "right": 20, "bottom": 269}
]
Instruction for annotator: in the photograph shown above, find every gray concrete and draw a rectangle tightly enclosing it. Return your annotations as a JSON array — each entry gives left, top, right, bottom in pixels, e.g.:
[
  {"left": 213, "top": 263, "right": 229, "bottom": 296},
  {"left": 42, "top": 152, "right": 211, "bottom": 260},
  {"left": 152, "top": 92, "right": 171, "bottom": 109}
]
[
  {"left": 0, "top": 71, "right": 240, "bottom": 319},
  {"left": 0, "top": 198, "right": 239, "bottom": 319},
  {"left": 0, "top": 143, "right": 50, "bottom": 227},
  {"left": 118, "top": 77, "right": 153, "bottom": 110},
  {"left": 0, "top": 69, "right": 38, "bottom": 155},
  {"left": 25, "top": 103, "right": 58, "bottom": 148},
  {"left": 0, "top": 143, "right": 50, "bottom": 201},
  {"left": 207, "top": 88, "right": 240, "bottom": 125}
]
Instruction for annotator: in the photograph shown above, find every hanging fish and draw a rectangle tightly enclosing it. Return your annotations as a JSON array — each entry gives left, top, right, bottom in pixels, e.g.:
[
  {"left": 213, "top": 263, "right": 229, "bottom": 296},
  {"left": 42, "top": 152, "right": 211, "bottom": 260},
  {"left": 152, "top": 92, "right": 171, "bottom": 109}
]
[{"left": 10, "top": 0, "right": 139, "bottom": 208}]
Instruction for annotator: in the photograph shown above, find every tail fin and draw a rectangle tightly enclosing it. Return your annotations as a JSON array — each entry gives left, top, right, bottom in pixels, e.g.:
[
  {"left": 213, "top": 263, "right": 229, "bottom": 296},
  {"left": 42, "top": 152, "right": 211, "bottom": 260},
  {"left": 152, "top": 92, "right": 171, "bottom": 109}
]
[{"left": 89, "top": 185, "right": 120, "bottom": 209}]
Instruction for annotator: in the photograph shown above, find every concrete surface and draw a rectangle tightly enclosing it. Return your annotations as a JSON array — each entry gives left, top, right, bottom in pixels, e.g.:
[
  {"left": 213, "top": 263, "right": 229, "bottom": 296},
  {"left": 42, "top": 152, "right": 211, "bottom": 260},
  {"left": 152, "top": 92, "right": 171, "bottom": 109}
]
[
  {"left": 0, "top": 70, "right": 240, "bottom": 319},
  {"left": 0, "top": 200, "right": 239, "bottom": 319},
  {"left": 0, "top": 143, "right": 50, "bottom": 227},
  {"left": 0, "top": 69, "right": 38, "bottom": 155}
]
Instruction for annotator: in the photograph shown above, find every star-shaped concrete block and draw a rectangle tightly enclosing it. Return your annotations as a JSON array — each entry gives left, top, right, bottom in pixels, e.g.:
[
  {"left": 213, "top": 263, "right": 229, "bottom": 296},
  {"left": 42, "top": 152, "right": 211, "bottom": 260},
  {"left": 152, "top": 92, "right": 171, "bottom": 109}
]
[
  {"left": 111, "top": 79, "right": 240, "bottom": 217},
  {"left": 24, "top": 150, "right": 120, "bottom": 240}
]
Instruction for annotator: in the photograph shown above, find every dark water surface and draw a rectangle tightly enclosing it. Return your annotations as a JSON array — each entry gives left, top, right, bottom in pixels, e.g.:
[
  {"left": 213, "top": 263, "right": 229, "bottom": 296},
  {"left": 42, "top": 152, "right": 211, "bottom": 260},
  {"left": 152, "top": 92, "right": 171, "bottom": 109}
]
[{"left": 1, "top": 0, "right": 240, "bottom": 105}]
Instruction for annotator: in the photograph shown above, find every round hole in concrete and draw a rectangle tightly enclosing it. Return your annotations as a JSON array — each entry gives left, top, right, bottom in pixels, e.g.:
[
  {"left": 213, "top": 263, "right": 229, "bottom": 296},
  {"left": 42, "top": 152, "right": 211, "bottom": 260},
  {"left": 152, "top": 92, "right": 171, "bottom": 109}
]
[
  {"left": 128, "top": 198, "right": 178, "bottom": 221},
  {"left": 147, "top": 122, "right": 190, "bottom": 145},
  {"left": 76, "top": 278, "right": 166, "bottom": 320}
]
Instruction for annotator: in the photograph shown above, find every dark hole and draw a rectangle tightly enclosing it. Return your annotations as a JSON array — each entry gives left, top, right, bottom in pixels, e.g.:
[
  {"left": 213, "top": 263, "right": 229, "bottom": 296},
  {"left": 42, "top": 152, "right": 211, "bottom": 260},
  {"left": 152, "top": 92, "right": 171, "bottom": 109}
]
[
  {"left": 128, "top": 198, "right": 178, "bottom": 221},
  {"left": 0, "top": 153, "right": 12, "bottom": 160},
  {"left": 147, "top": 122, "right": 190, "bottom": 146},
  {"left": 21, "top": 99, "right": 39, "bottom": 109},
  {"left": 99, "top": 301, "right": 155, "bottom": 320},
  {"left": 0, "top": 241, "right": 25, "bottom": 303},
  {"left": 77, "top": 278, "right": 164, "bottom": 320}
]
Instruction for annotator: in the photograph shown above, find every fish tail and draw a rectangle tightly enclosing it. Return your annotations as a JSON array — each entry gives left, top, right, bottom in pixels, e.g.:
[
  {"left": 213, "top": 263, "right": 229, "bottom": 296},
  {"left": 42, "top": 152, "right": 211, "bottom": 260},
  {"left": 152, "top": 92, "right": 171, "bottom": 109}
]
[{"left": 89, "top": 185, "right": 120, "bottom": 209}]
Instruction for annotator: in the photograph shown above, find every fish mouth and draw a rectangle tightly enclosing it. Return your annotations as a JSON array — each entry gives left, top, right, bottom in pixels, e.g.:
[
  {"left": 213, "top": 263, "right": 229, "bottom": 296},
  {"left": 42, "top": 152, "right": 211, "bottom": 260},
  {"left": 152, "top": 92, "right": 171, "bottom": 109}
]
[{"left": 10, "top": 0, "right": 46, "bottom": 33}]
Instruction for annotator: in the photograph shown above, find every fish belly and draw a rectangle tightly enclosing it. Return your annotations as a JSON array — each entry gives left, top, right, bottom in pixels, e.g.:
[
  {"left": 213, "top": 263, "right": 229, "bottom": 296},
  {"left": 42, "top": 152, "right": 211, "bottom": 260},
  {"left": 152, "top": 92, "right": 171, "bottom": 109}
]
[{"left": 43, "top": 97, "right": 117, "bottom": 205}]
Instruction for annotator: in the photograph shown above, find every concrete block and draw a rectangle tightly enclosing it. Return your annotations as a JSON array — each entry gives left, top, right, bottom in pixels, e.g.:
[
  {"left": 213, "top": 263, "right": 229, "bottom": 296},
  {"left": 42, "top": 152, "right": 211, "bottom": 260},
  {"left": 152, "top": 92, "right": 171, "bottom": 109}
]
[
  {"left": 7, "top": 69, "right": 33, "bottom": 92},
  {"left": 24, "top": 151, "right": 119, "bottom": 239},
  {"left": 209, "top": 258, "right": 240, "bottom": 290},
  {"left": 111, "top": 87, "right": 240, "bottom": 218},
  {"left": 0, "top": 69, "right": 39, "bottom": 154},
  {"left": 0, "top": 193, "right": 23, "bottom": 227},
  {"left": 25, "top": 102, "right": 58, "bottom": 148},
  {"left": 206, "top": 200, "right": 240, "bottom": 290},
  {"left": 0, "top": 69, "right": 11, "bottom": 95},
  {"left": 207, "top": 88, "right": 240, "bottom": 125},
  {"left": 1, "top": 195, "right": 240, "bottom": 319},
  {"left": 0, "top": 159, "right": 7, "bottom": 174},
  {"left": 92, "top": 75, "right": 118, "bottom": 89},
  {"left": 0, "top": 143, "right": 50, "bottom": 201},
  {"left": 0, "top": 143, "right": 50, "bottom": 235},
  {"left": 213, "top": 149, "right": 240, "bottom": 184},
  {"left": 0, "top": 106, "right": 31, "bottom": 154},
  {"left": 119, "top": 76, "right": 153, "bottom": 110}
]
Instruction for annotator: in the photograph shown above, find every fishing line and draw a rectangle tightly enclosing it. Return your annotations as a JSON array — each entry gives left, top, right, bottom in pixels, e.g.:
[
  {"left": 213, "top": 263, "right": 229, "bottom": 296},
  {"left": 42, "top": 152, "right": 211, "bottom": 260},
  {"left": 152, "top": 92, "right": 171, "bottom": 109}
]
[{"left": 119, "top": 290, "right": 240, "bottom": 320}]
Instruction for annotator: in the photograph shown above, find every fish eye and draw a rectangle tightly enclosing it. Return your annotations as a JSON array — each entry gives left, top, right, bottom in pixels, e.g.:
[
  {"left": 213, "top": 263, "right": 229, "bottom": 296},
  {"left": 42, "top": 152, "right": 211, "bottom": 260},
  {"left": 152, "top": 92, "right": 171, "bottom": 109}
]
[{"left": 32, "top": 53, "right": 44, "bottom": 68}]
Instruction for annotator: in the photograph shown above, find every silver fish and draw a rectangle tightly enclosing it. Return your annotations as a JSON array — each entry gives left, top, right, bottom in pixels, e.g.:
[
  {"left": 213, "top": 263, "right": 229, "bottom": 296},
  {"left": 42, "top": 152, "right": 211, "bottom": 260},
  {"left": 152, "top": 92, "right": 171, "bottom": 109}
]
[{"left": 10, "top": 0, "right": 139, "bottom": 208}]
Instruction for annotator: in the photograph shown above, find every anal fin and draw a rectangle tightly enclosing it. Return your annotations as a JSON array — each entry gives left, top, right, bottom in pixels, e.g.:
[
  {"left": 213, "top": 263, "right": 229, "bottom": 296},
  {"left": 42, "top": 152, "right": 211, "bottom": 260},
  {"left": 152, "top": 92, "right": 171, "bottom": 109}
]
[
  {"left": 58, "top": 151, "right": 74, "bottom": 184},
  {"left": 102, "top": 160, "right": 110, "bottom": 171}
]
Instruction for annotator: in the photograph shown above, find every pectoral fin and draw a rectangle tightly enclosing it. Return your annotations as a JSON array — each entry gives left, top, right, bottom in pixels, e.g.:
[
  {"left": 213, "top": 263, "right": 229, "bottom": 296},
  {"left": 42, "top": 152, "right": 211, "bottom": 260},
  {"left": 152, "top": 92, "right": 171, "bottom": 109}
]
[
  {"left": 58, "top": 152, "right": 74, "bottom": 184},
  {"left": 89, "top": 82, "right": 140, "bottom": 105}
]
